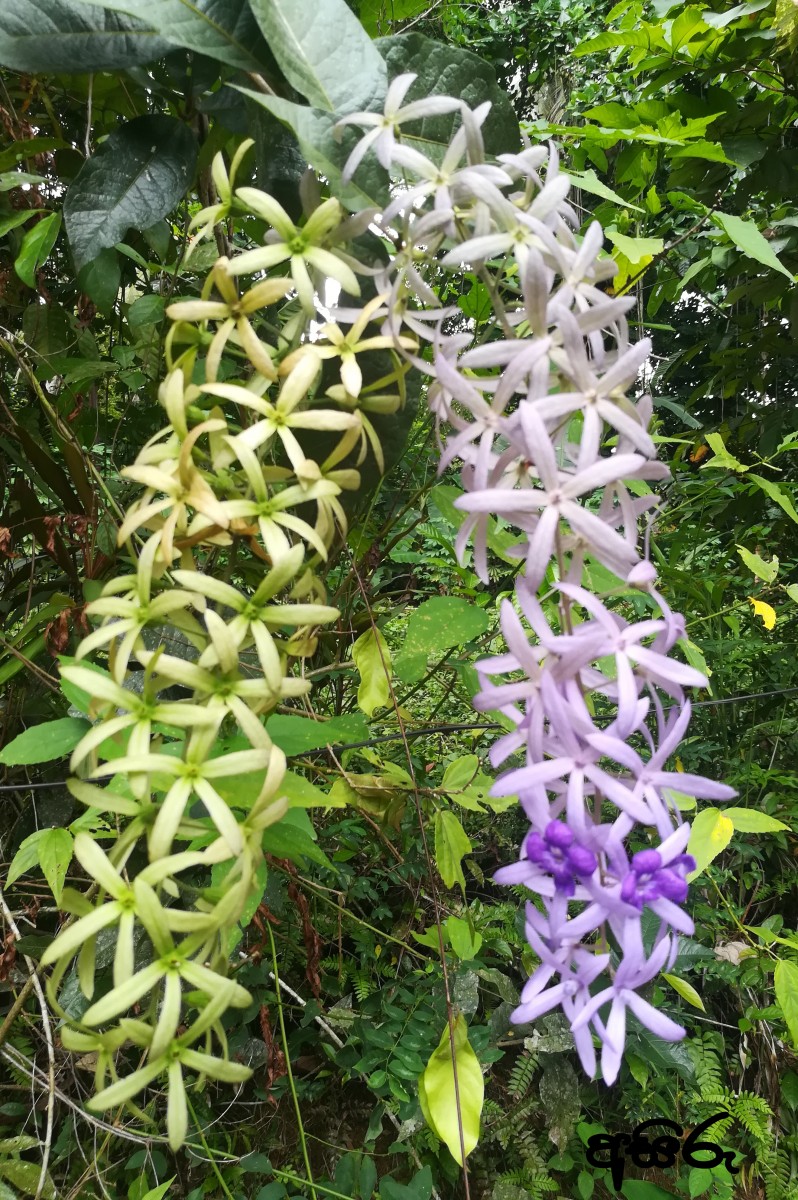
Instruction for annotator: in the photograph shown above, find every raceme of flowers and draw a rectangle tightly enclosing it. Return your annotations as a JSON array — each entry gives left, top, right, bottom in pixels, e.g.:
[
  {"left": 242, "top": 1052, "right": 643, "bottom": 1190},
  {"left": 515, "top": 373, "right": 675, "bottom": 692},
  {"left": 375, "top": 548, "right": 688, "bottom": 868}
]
[
  {"left": 336, "top": 73, "right": 734, "bottom": 1085},
  {"left": 41, "top": 75, "right": 731, "bottom": 1144}
]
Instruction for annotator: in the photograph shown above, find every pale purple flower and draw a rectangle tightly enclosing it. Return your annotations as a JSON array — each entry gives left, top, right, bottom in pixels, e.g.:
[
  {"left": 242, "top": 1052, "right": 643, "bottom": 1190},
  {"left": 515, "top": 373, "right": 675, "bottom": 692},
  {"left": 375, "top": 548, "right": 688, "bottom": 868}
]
[
  {"left": 335, "top": 73, "right": 462, "bottom": 181},
  {"left": 571, "top": 935, "right": 687, "bottom": 1085}
]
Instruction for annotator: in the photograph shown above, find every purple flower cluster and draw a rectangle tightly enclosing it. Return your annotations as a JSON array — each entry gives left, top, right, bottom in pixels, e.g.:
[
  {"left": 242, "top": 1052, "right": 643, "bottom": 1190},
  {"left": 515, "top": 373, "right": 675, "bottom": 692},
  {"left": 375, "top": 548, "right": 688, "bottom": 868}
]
[{"left": 339, "top": 79, "right": 735, "bottom": 1083}]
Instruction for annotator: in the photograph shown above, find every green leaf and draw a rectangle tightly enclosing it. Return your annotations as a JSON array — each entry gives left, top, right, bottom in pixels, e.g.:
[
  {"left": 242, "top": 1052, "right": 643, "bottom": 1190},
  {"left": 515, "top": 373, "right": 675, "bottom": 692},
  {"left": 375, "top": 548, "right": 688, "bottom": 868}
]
[
  {"left": 250, "top": 0, "right": 386, "bottom": 114},
  {"left": 775, "top": 960, "right": 798, "bottom": 1049},
  {"left": 0, "top": 171, "right": 45, "bottom": 192},
  {"left": 37, "top": 827, "right": 74, "bottom": 902},
  {"left": 622, "top": 1182, "right": 678, "bottom": 1200},
  {"left": 0, "top": 209, "right": 44, "bottom": 238},
  {"left": 0, "top": 0, "right": 169, "bottom": 72},
  {"left": 572, "top": 29, "right": 654, "bottom": 56},
  {"left": 379, "top": 1169, "right": 433, "bottom": 1200},
  {"left": 736, "top": 545, "right": 779, "bottom": 582},
  {"left": 79, "top": 0, "right": 268, "bottom": 70},
  {"left": 419, "top": 1016, "right": 483, "bottom": 1165},
  {"left": 395, "top": 596, "right": 490, "bottom": 683},
  {"left": 142, "top": 1180, "right": 176, "bottom": 1200},
  {"left": 376, "top": 34, "right": 519, "bottom": 159},
  {"left": 14, "top": 211, "right": 61, "bottom": 287},
  {"left": 0, "top": 1136, "right": 40, "bottom": 1152},
  {"left": 786, "top": 584, "right": 798, "bottom": 605},
  {"left": 686, "top": 808, "right": 734, "bottom": 880},
  {"left": 687, "top": 1168, "right": 714, "bottom": 1198},
  {"left": 662, "top": 972, "right": 706, "bottom": 1011},
  {"left": 0, "top": 1159, "right": 55, "bottom": 1199},
  {"left": 358, "top": 0, "right": 428, "bottom": 33},
  {"left": 711, "top": 212, "right": 795, "bottom": 281},
  {"left": 352, "top": 627, "right": 392, "bottom": 717},
  {"left": 446, "top": 916, "right": 483, "bottom": 961},
  {"left": 434, "top": 810, "right": 472, "bottom": 894},
  {"left": 265, "top": 712, "right": 368, "bottom": 756},
  {"left": 748, "top": 474, "right": 798, "bottom": 525},
  {"left": 670, "top": 141, "right": 732, "bottom": 164},
  {"left": 77, "top": 247, "right": 121, "bottom": 313},
  {"left": 262, "top": 812, "right": 333, "bottom": 870},
  {"left": 567, "top": 168, "right": 644, "bottom": 211},
  {"left": 724, "top": 808, "right": 789, "bottom": 833},
  {"left": 6, "top": 831, "right": 47, "bottom": 887},
  {"left": 64, "top": 115, "right": 197, "bottom": 271},
  {"left": 280, "top": 771, "right": 344, "bottom": 808},
  {"left": 577, "top": 1170, "right": 595, "bottom": 1200},
  {"left": 0, "top": 716, "right": 90, "bottom": 766},
  {"left": 441, "top": 755, "right": 479, "bottom": 794}
]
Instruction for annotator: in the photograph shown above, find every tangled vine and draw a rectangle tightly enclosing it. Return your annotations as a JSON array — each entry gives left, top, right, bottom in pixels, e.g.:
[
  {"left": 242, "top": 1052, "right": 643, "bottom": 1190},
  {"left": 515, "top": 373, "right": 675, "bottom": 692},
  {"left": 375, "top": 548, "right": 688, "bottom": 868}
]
[{"left": 41, "top": 74, "right": 731, "bottom": 1146}]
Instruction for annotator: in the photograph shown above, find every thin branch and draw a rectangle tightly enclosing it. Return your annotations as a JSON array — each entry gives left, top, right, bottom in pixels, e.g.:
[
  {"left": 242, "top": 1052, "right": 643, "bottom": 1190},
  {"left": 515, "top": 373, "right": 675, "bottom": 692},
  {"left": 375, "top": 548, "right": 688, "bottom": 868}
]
[{"left": 0, "top": 887, "right": 55, "bottom": 1200}]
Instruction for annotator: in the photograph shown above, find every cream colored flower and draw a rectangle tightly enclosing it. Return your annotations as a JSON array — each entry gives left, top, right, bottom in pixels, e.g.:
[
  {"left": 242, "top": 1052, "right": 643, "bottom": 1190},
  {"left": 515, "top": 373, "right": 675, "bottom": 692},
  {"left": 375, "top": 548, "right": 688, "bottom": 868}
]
[
  {"left": 229, "top": 189, "right": 361, "bottom": 314},
  {"left": 118, "top": 420, "right": 230, "bottom": 563},
  {"left": 167, "top": 260, "right": 291, "bottom": 382}
]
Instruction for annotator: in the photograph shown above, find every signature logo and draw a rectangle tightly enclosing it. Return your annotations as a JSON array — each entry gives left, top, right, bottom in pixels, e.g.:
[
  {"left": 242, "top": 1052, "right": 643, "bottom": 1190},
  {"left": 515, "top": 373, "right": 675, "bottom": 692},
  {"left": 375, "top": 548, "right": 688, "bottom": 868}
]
[{"left": 585, "top": 1112, "right": 740, "bottom": 1190}]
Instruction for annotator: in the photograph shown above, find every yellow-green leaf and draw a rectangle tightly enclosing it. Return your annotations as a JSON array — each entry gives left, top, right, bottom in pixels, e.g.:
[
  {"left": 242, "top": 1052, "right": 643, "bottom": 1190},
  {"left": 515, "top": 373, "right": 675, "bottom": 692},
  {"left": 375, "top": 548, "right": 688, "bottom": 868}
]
[
  {"left": 352, "top": 626, "right": 391, "bottom": 717},
  {"left": 606, "top": 229, "right": 664, "bottom": 264},
  {"left": 686, "top": 808, "right": 734, "bottom": 880},
  {"left": 37, "top": 827, "right": 74, "bottom": 903},
  {"left": 419, "top": 1015, "right": 483, "bottom": 1165},
  {"left": 775, "top": 960, "right": 798, "bottom": 1049},
  {"left": 724, "top": 808, "right": 789, "bottom": 833},
  {"left": 434, "top": 810, "right": 472, "bottom": 894},
  {"left": 702, "top": 431, "right": 748, "bottom": 472},
  {"left": 446, "top": 916, "right": 483, "bottom": 960},
  {"left": 736, "top": 545, "right": 778, "bottom": 582},
  {"left": 662, "top": 787, "right": 697, "bottom": 812},
  {"left": 748, "top": 597, "right": 776, "bottom": 630},
  {"left": 662, "top": 972, "right": 706, "bottom": 1011},
  {"left": 441, "top": 754, "right": 479, "bottom": 793}
]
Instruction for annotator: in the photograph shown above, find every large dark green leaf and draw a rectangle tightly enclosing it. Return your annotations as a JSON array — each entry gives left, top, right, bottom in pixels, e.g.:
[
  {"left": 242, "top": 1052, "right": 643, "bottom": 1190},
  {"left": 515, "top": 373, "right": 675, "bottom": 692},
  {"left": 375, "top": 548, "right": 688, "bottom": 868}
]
[
  {"left": 234, "top": 89, "right": 390, "bottom": 211},
  {"left": 248, "top": 0, "right": 386, "bottom": 114},
  {"left": 375, "top": 33, "right": 520, "bottom": 159},
  {"left": 64, "top": 116, "right": 197, "bottom": 271},
  {"left": 79, "top": 0, "right": 270, "bottom": 71},
  {"left": 0, "top": 0, "right": 169, "bottom": 72}
]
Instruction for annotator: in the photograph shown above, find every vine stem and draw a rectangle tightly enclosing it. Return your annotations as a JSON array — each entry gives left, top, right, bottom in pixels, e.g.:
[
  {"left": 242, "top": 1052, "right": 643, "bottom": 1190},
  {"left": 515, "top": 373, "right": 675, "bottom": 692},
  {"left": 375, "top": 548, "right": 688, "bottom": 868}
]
[
  {"left": 185, "top": 1094, "right": 236, "bottom": 1200},
  {"left": 344, "top": 545, "right": 472, "bottom": 1199},
  {"left": 267, "top": 922, "right": 319, "bottom": 1200},
  {"left": 0, "top": 886, "right": 55, "bottom": 1200}
]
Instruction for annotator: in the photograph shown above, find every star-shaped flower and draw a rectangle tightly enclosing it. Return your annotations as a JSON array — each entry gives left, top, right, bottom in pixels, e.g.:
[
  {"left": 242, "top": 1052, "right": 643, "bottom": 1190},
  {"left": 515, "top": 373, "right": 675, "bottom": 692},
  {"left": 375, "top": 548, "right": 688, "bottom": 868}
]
[
  {"left": 229, "top": 190, "right": 362, "bottom": 314},
  {"left": 334, "top": 72, "right": 462, "bottom": 180}
]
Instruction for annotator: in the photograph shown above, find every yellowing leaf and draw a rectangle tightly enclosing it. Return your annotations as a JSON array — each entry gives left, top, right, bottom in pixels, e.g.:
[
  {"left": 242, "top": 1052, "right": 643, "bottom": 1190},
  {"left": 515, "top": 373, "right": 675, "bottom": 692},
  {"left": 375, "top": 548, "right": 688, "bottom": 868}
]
[
  {"left": 662, "top": 973, "right": 706, "bottom": 1011},
  {"left": 686, "top": 807, "right": 734, "bottom": 880},
  {"left": 748, "top": 597, "right": 776, "bottom": 630},
  {"left": 352, "top": 626, "right": 391, "bottom": 717},
  {"left": 418, "top": 1015, "right": 483, "bottom": 1165}
]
